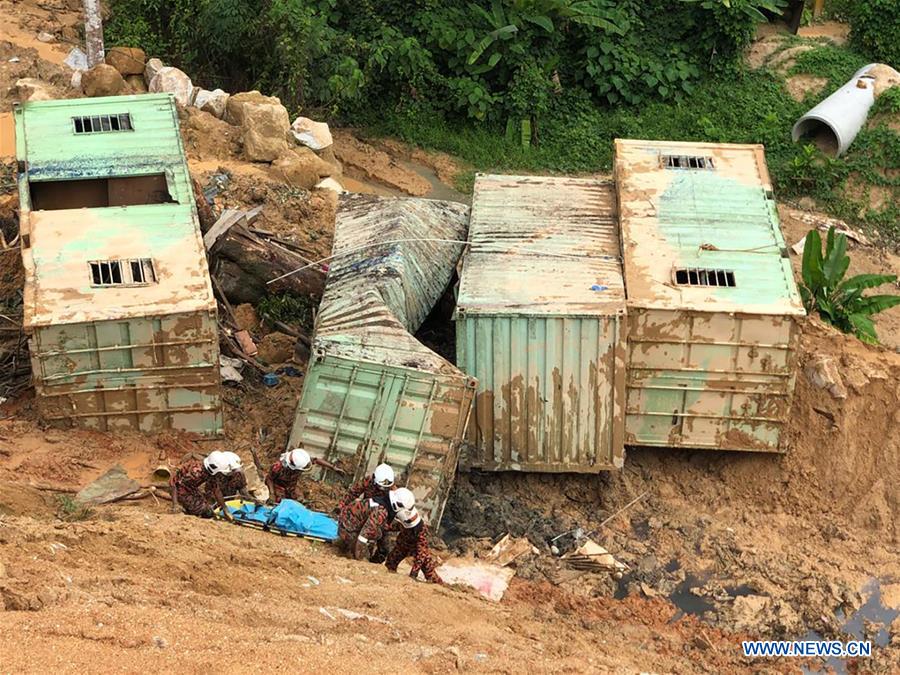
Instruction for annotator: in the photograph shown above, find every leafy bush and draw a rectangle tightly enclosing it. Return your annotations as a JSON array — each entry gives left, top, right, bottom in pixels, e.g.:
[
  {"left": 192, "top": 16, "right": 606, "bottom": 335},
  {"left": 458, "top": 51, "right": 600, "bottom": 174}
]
[
  {"left": 55, "top": 495, "right": 95, "bottom": 522},
  {"left": 257, "top": 293, "right": 317, "bottom": 331},
  {"left": 847, "top": 0, "right": 900, "bottom": 67},
  {"left": 800, "top": 227, "right": 900, "bottom": 344},
  {"left": 107, "top": 0, "right": 780, "bottom": 121}
]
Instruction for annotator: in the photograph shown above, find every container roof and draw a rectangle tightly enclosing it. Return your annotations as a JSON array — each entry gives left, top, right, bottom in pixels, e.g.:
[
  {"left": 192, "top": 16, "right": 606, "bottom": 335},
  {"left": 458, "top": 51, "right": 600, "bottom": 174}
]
[
  {"left": 614, "top": 139, "right": 805, "bottom": 316},
  {"left": 456, "top": 174, "right": 625, "bottom": 316},
  {"left": 15, "top": 94, "right": 215, "bottom": 327}
]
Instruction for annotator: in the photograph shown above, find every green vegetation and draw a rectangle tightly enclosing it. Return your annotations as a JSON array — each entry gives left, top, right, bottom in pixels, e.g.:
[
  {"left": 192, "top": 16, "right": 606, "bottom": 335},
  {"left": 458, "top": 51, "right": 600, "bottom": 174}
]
[
  {"left": 848, "top": 0, "right": 900, "bottom": 67},
  {"left": 257, "top": 293, "right": 316, "bottom": 331},
  {"left": 55, "top": 495, "right": 94, "bottom": 522},
  {"left": 800, "top": 227, "right": 900, "bottom": 344}
]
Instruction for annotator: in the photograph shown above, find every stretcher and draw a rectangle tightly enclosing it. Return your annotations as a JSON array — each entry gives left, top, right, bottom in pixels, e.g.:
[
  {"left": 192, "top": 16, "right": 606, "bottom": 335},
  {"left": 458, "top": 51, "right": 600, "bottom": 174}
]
[{"left": 215, "top": 498, "right": 339, "bottom": 542}]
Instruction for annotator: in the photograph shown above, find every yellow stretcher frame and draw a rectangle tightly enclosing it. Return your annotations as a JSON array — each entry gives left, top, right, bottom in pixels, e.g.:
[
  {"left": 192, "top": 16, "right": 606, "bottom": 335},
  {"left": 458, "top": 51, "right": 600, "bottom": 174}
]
[{"left": 213, "top": 499, "right": 335, "bottom": 543}]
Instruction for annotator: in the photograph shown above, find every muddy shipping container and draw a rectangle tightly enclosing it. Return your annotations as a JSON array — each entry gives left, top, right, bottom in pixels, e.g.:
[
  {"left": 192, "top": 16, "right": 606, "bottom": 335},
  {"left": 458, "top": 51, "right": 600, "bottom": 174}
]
[
  {"left": 15, "top": 94, "right": 222, "bottom": 434},
  {"left": 614, "top": 139, "right": 805, "bottom": 452},
  {"left": 288, "top": 195, "right": 475, "bottom": 526},
  {"left": 455, "top": 175, "right": 626, "bottom": 472}
]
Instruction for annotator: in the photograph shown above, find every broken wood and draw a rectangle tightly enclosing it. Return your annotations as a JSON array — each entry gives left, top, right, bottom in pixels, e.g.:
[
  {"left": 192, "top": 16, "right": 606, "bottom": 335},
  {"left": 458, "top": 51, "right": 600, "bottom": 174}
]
[
  {"left": 210, "top": 221, "right": 326, "bottom": 305},
  {"left": 259, "top": 314, "right": 312, "bottom": 348},
  {"left": 588, "top": 491, "right": 650, "bottom": 536},
  {"left": 210, "top": 272, "right": 238, "bottom": 328},
  {"left": 204, "top": 209, "right": 245, "bottom": 250},
  {"left": 28, "top": 482, "right": 77, "bottom": 493}
]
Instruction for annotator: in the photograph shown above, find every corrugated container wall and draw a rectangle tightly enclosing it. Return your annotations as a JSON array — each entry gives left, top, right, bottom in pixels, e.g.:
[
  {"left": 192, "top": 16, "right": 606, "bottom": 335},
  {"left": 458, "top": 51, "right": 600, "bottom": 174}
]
[
  {"left": 289, "top": 195, "right": 474, "bottom": 526},
  {"left": 455, "top": 175, "right": 626, "bottom": 473},
  {"left": 15, "top": 95, "right": 222, "bottom": 434},
  {"left": 615, "top": 139, "right": 805, "bottom": 452}
]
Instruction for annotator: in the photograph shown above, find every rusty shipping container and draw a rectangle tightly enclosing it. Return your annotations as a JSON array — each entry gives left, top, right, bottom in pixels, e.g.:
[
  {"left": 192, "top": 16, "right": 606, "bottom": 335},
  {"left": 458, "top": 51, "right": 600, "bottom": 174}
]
[
  {"left": 615, "top": 139, "right": 805, "bottom": 452},
  {"left": 455, "top": 175, "right": 626, "bottom": 473},
  {"left": 288, "top": 194, "right": 475, "bottom": 526},
  {"left": 15, "top": 95, "right": 222, "bottom": 434}
]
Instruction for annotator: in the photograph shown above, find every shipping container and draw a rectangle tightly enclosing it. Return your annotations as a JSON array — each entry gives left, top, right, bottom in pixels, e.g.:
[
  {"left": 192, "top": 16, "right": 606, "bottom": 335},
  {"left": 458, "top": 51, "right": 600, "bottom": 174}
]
[
  {"left": 455, "top": 174, "right": 626, "bottom": 473},
  {"left": 288, "top": 195, "right": 475, "bottom": 526},
  {"left": 614, "top": 139, "right": 805, "bottom": 452},
  {"left": 15, "top": 94, "right": 222, "bottom": 434}
]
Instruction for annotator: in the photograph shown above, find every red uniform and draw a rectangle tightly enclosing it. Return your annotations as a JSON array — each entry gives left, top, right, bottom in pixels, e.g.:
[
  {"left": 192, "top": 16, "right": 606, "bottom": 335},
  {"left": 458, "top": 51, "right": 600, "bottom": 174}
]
[
  {"left": 174, "top": 459, "right": 216, "bottom": 517},
  {"left": 338, "top": 497, "right": 392, "bottom": 555},
  {"left": 338, "top": 475, "right": 384, "bottom": 513},
  {"left": 204, "top": 471, "right": 246, "bottom": 502},
  {"left": 386, "top": 522, "right": 442, "bottom": 583},
  {"left": 266, "top": 460, "right": 300, "bottom": 502}
]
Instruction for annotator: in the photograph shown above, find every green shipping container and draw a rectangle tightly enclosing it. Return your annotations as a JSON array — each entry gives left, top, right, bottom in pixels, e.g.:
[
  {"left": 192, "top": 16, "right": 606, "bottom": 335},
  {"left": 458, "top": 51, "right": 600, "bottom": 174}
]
[
  {"left": 15, "top": 94, "right": 222, "bottom": 434},
  {"left": 615, "top": 139, "right": 805, "bottom": 452},
  {"left": 455, "top": 175, "right": 627, "bottom": 473},
  {"left": 288, "top": 195, "right": 475, "bottom": 526}
]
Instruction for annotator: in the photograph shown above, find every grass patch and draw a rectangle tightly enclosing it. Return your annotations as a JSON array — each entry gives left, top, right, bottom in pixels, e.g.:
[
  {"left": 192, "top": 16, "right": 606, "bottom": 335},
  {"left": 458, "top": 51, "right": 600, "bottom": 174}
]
[
  {"left": 257, "top": 293, "right": 317, "bottom": 331},
  {"left": 55, "top": 495, "right": 94, "bottom": 522},
  {"left": 789, "top": 44, "right": 869, "bottom": 89}
]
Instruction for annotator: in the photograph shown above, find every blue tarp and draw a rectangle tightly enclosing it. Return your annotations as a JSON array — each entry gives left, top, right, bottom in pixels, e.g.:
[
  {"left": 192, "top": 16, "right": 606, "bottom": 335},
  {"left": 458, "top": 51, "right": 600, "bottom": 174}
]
[{"left": 225, "top": 499, "right": 339, "bottom": 541}]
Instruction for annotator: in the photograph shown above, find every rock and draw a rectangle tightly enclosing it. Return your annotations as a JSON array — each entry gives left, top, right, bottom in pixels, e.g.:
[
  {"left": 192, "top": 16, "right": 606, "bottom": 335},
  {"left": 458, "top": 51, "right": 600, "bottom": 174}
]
[
  {"left": 105, "top": 47, "right": 146, "bottom": 76},
  {"left": 732, "top": 594, "right": 770, "bottom": 630},
  {"left": 12, "top": 78, "right": 54, "bottom": 102},
  {"left": 144, "top": 57, "right": 163, "bottom": 85},
  {"left": 233, "top": 303, "right": 259, "bottom": 332},
  {"left": 125, "top": 74, "right": 147, "bottom": 94},
  {"left": 867, "top": 64, "right": 900, "bottom": 98},
  {"left": 37, "top": 31, "right": 56, "bottom": 43},
  {"left": 225, "top": 90, "right": 282, "bottom": 127},
  {"left": 194, "top": 88, "right": 230, "bottom": 119},
  {"left": 81, "top": 64, "right": 126, "bottom": 97},
  {"left": 291, "top": 116, "right": 333, "bottom": 150},
  {"left": 242, "top": 102, "right": 292, "bottom": 162},
  {"left": 315, "top": 177, "right": 345, "bottom": 194},
  {"left": 256, "top": 332, "right": 296, "bottom": 365},
  {"left": 316, "top": 145, "right": 342, "bottom": 174},
  {"left": 271, "top": 148, "right": 335, "bottom": 188},
  {"left": 149, "top": 66, "right": 194, "bottom": 106},
  {"left": 804, "top": 354, "right": 847, "bottom": 399},
  {"left": 64, "top": 47, "right": 89, "bottom": 71}
]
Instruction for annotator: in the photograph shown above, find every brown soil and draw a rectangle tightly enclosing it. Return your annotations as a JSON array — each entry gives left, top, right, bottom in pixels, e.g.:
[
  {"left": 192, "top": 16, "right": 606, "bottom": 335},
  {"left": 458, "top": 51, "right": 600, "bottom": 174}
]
[
  {"left": 784, "top": 74, "right": 827, "bottom": 102},
  {"left": 797, "top": 21, "right": 850, "bottom": 45},
  {"left": 332, "top": 129, "right": 432, "bottom": 196}
]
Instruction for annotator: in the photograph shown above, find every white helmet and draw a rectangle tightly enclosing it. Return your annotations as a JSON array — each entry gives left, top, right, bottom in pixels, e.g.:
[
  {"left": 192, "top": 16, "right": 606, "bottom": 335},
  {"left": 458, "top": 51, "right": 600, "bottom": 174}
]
[
  {"left": 397, "top": 506, "right": 421, "bottom": 529},
  {"left": 389, "top": 486, "right": 415, "bottom": 512},
  {"left": 373, "top": 463, "right": 395, "bottom": 489},
  {"left": 220, "top": 451, "right": 243, "bottom": 475},
  {"left": 281, "top": 448, "right": 312, "bottom": 472},
  {"left": 203, "top": 450, "right": 232, "bottom": 475}
]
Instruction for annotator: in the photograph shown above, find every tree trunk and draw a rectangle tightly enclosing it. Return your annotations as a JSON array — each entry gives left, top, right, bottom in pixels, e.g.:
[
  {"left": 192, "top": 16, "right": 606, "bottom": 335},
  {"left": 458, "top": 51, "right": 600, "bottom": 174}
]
[
  {"left": 210, "top": 222, "right": 326, "bottom": 305},
  {"left": 83, "top": 0, "right": 105, "bottom": 68}
]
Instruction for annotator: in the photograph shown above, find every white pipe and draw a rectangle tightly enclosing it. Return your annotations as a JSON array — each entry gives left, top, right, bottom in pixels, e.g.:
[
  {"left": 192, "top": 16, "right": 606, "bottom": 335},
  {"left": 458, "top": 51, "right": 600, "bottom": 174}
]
[{"left": 791, "top": 64, "right": 878, "bottom": 157}]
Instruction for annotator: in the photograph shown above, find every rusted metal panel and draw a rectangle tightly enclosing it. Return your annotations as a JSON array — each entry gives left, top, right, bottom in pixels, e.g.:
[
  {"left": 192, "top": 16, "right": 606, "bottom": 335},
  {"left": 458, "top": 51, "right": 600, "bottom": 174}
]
[
  {"left": 615, "top": 140, "right": 805, "bottom": 452},
  {"left": 289, "top": 194, "right": 474, "bottom": 526},
  {"left": 455, "top": 175, "right": 626, "bottom": 472},
  {"left": 30, "top": 311, "right": 223, "bottom": 434},
  {"left": 14, "top": 95, "right": 222, "bottom": 434}
]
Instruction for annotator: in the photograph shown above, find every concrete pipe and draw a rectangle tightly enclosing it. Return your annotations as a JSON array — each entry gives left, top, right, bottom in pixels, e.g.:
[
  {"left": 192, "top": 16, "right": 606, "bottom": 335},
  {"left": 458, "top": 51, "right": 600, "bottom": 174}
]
[{"left": 791, "top": 64, "right": 877, "bottom": 157}]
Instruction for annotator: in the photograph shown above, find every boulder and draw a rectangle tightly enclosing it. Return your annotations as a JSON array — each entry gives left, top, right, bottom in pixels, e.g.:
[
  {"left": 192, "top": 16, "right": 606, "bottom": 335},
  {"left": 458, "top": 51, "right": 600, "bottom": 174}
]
[
  {"left": 805, "top": 354, "right": 847, "bottom": 399},
  {"left": 242, "top": 102, "right": 291, "bottom": 162},
  {"left": 105, "top": 47, "right": 146, "bottom": 76},
  {"left": 290, "top": 116, "right": 333, "bottom": 150},
  {"left": 149, "top": 66, "right": 194, "bottom": 106},
  {"left": 271, "top": 148, "right": 335, "bottom": 188},
  {"left": 64, "top": 47, "right": 89, "bottom": 71},
  {"left": 81, "top": 64, "right": 126, "bottom": 97},
  {"left": 125, "top": 74, "right": 147, "bottom": 94},
  {"left": 194, "top": 88, "right": 230, "bottom": 118},
  {"left": 316, "top": 145, "right": 342, "bottom": 174},
  {"left": 225, "top": 90, "right": 282, "bottom": 127},
  {"left": 12, "top": 78, "right": 54, "bottom": 102},
  {"left": 315, "top": 177, "right": 345, "bottom": 194},
  {"left": 144, "top": 57, "right": 164, "bottom": 85}
]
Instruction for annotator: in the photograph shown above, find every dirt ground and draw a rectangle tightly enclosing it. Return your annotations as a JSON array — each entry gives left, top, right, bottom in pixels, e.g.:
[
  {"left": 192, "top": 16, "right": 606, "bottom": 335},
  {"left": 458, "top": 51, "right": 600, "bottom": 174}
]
[{"left": 1, "top": 3, "right": 899, "bottom": 673}]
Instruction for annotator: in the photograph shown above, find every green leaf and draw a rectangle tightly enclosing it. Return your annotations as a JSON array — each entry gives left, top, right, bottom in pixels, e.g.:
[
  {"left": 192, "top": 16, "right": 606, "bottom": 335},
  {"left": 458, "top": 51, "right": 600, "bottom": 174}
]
[
  {"left": 822, "top": 229, "right": 848, "bottom": 287},
  {"left": 801, "top": 229, "right": 824, "bottom": 292},
  {"left": 853, "top": 294, "right": 900, "bottom": 316},
  {"left": 837, "top": 273, "right": 898, "bottom": 294},
  {"left": 525, "top": 15, "right": 554, "bottom": 32},
  {"left": 848, "top": 313, "right": 879, "bottom": 344},
  {"left": 467, "top": 25, "right": 517, "bottom": 65},
  {"left": 487, "top": 52, "right": 501, "bottom": 68}
]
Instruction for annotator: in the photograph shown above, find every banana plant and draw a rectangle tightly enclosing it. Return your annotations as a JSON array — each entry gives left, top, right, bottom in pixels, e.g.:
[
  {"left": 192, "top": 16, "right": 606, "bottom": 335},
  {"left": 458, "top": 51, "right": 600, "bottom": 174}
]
[
  {"left": 678, "top": 0, "right": 788, "bottom": 23},
  {"left": 800, "top": 227, "right": 900, "bottom": 344}
]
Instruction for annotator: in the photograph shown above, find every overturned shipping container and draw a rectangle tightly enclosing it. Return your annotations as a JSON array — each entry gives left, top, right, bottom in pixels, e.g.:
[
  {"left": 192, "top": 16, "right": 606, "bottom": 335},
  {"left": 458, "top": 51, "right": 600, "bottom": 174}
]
[
  {"left": 15, "top": 95, "right": 222, "bottom": 434},
  {"left": 455, "top": 175, "right": 627, "bottom": 472},
  {"left": 288, "top": 194, "right": 475, "bottom": 526},
  {"left": 615, "top": 139, "right": 805, "bottom": 452}
]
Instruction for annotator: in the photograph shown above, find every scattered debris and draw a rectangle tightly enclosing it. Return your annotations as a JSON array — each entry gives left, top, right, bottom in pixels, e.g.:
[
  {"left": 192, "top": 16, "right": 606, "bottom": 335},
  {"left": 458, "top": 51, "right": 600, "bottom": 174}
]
[
  {"left": 435, "top": 559, "right": 516, "bottom": 602},
  {"left": 234, "top": 330, "right": 259, "bottom": 357},
  {"left": 219, "top": 355, "right": 245, "bottom": 383},
  {"left": 484, "top": 534, "right": 538, "bottom": 567},
  {"left": 75, "top": 466, "right": 141, "bottom": 505},
  {"left": 563, "top": 540, "right": 628, "bottom": 577}
]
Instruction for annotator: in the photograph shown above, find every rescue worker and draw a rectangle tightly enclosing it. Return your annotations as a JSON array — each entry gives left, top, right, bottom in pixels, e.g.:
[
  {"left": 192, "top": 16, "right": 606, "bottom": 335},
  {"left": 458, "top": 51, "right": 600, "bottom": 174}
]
[
  {"left": 337, "top": 463, "right": 395, "bottom": 513},
  {"left": 339, "top": 486, "right": 411, "bottom": 561},
  {"left": 385, "top": 494, "right": 443, "bottom": 584},
  {"left": 265, "top": 447, "right": 314, "bottom": 503},
  {"left": 172, "top": 451, "right": 252, "bottom": 521}
]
